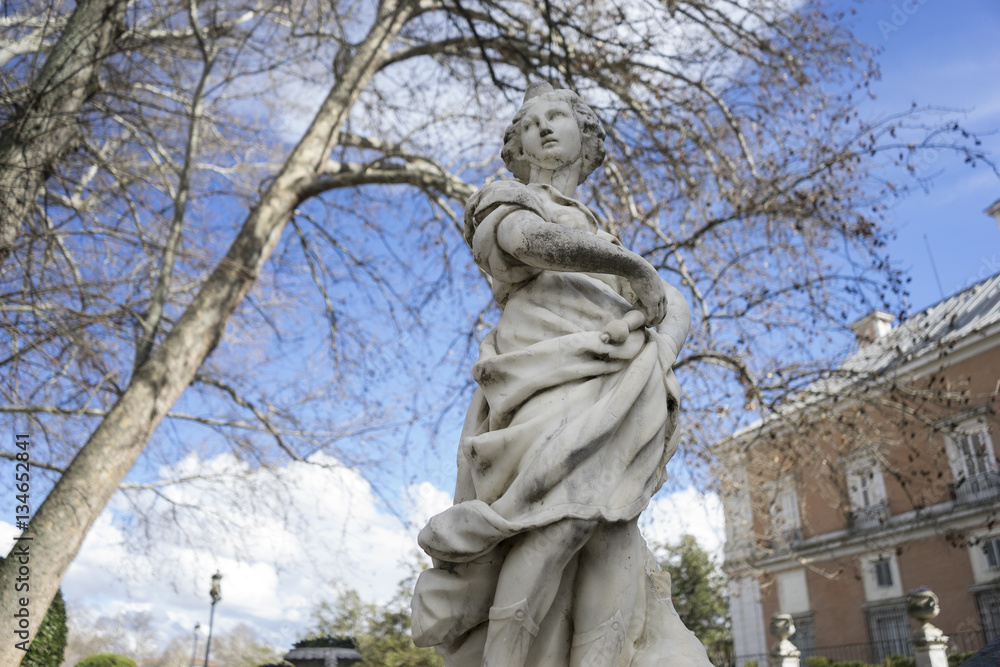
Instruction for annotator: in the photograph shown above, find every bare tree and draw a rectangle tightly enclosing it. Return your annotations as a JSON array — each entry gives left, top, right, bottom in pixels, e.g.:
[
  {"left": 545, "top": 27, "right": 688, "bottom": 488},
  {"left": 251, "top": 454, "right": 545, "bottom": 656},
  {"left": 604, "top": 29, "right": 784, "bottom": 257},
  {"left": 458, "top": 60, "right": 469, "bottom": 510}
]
[
  {"left": 149, "top": 637, "right": 192, "bottom": 667},
  {"left": 0, "top": 0, "right": 993, "bottom": 659},
  {"left": 207, "top": 623, "right": 289, "bottom": 667},
  {"left": 64, "top": 606, "right": 277, "bottom": 666},
  {"left": 0, "top": 0, "right": 128, "bottom": 266},
  {"left": 63, "top": 605, "right": 158, "bottom": 665}
]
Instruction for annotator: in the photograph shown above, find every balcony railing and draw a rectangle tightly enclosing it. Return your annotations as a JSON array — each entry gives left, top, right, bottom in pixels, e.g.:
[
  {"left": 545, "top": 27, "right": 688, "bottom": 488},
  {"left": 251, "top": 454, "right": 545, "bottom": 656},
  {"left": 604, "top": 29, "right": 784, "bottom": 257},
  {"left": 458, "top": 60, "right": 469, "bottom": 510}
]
[
  {"left": 848, "top": 502, "right": 889, "bottom": 532},
  {"left": 722, "top": 630, "right": 991, "bottom": 667},
  {"left": 767, "top": 527, "right": 803, "bottom": 553},
  {"left": 953, "top": 470, "right": 1000, "bottom": 505},
  {"left": 782, "top": 527, "right": 803, "bottom": 545}
]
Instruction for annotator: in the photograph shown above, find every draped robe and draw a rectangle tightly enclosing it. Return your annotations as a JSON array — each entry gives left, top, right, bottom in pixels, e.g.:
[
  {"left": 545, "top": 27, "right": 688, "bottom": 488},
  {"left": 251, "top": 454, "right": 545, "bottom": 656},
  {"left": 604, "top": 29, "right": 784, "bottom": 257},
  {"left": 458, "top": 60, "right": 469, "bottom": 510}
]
[{"left": 412, "top": 181, "right": 712, "bottom": 667}]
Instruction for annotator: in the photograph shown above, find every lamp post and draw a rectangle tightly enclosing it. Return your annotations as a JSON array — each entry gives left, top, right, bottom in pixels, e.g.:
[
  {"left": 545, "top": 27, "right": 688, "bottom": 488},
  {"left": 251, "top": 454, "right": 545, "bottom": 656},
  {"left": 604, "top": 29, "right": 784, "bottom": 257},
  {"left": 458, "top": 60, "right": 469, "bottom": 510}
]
[
  {"left": 189, "top": 623, "right": 201, "bottom": 667},
  {"left": 203, "top": 571, "right": 222, "bottom": 667}
]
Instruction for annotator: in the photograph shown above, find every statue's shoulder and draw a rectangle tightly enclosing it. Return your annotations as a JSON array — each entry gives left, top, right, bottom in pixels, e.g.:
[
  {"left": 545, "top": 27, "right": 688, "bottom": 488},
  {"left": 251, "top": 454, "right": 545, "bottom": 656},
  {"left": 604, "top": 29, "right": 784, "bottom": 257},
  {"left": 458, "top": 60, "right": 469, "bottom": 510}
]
[{"left": 463, "top": 180, "right": 546, "bottom": 247}]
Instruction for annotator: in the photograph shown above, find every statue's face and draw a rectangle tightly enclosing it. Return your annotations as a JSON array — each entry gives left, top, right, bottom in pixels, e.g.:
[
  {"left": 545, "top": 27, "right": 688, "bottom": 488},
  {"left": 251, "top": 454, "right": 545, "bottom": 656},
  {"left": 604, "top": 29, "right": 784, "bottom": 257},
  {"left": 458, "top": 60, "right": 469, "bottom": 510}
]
[{"left": 518, "top": 98, "right": 583, "bottom": 171}]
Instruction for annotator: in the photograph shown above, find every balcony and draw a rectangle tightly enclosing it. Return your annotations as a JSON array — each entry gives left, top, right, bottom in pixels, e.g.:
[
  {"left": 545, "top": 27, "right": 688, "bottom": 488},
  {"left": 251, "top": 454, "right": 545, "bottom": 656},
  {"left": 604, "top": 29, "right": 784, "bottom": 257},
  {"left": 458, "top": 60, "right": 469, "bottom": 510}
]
[
  {"left": 768, "top": 527, "right": 803, "bottom": 553},
  {"left": 848, "top": 502, "right": 889, "bottom": 532},
  {"left": 953, "top": 470, "right": 1000, "bottom": 505}
]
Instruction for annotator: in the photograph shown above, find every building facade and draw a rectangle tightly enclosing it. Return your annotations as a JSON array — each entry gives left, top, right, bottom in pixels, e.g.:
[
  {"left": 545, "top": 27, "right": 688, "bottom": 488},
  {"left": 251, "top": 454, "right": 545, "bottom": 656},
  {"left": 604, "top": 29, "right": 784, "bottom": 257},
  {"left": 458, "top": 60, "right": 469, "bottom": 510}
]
[{"left": 717, "top": 269, "right": 1000, "bottom": 663}]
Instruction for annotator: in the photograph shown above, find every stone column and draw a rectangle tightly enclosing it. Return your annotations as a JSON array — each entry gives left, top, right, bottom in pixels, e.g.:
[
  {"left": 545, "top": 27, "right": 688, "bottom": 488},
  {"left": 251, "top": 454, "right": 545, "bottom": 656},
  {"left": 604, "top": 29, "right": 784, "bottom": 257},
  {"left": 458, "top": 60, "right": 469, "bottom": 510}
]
[
  {"left": 906, "top": 588, "right": 949, "bottom": 667},
  {"left": 768, "top": 614, "right": 800, "bottom": 667}
]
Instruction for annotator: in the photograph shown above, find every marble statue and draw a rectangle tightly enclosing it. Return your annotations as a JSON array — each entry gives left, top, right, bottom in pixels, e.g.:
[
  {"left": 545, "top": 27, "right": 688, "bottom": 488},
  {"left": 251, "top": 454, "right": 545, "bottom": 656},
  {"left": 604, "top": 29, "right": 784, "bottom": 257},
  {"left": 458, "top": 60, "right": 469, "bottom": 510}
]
[{"left": 411, "top": 82, "right": 710, "bottom": 667}]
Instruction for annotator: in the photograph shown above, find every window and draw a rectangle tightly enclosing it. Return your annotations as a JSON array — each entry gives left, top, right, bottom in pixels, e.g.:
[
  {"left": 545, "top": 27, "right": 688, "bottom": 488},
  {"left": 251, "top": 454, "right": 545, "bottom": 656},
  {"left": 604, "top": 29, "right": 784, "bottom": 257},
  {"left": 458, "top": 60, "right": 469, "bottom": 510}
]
[
  {"left": 873, "top": 559, "right": 893, "bottom": 588},
  {"left": 966, "top": 530, "right": 1000, "bottom": 584},
  {"left": 790, "top": 613, "right": 816, "bottom": 656},
  {"left": 945, "top": 418, "right": 999, "bottom": 504},
  {"left": 846, "top": 456, "right": 889, "bottom": 531},
  {"left": 866, "top": 604, "right": 912, "bottom": 662},
  {"left": 985, "top": 537, "right": 1000, "bottom": 571},
  {"left": 851, "top": 464, "right": 877, "bottom": 507},
  {"left": 957, "top": 430, "right": 995, "bottom": 477},
  {"left": 859, "top": 552, "right": 902, "bottom": 601},
  {"left": 977, "top": 588, "right": 1000, "bottom": 638}
]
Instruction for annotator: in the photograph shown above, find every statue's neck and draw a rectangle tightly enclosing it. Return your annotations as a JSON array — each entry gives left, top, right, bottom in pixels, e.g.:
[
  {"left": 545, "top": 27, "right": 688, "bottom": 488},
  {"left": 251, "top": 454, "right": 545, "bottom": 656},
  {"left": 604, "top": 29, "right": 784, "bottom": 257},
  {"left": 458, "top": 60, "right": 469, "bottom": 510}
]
[{"left": 529, "top": 161, "right": 582, "bottom": 198}]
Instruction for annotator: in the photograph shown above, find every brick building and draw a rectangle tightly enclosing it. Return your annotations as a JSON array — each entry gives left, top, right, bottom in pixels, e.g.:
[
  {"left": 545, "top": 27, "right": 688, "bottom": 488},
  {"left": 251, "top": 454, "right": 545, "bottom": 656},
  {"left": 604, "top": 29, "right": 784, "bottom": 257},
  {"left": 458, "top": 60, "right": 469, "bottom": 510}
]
[{"left": 716, "top": 265, "right": 1000, "bottom": 662}]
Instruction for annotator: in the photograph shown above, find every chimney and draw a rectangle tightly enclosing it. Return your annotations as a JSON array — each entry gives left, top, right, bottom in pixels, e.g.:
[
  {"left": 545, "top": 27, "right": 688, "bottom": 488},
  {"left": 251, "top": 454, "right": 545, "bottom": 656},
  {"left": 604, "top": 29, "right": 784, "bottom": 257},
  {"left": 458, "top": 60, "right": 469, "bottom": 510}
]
[
  {"left": 987, "top": 198, "right": 1000, "bottom": 235},
  {"left": 849, "top": 310, "right": 895, "bottom": 347}
]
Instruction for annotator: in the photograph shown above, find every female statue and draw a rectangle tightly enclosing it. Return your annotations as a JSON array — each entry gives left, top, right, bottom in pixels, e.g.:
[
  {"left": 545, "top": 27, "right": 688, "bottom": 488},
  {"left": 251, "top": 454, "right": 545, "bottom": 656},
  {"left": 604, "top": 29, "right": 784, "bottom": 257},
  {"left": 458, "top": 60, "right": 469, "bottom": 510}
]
[{"left": 412, "top": 83, "right": 711, "bottom": 667}]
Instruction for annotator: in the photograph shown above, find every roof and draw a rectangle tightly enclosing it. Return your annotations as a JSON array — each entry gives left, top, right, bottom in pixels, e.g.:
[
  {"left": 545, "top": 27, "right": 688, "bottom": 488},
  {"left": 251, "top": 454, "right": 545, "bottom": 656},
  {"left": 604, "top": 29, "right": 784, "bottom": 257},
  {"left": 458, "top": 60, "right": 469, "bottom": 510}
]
[
  {"left": 839, "top": 270, "right": 1000, "bottom": 378},
  {"left": 722, "top": 270, "right": 1000, "bottom": 446}
]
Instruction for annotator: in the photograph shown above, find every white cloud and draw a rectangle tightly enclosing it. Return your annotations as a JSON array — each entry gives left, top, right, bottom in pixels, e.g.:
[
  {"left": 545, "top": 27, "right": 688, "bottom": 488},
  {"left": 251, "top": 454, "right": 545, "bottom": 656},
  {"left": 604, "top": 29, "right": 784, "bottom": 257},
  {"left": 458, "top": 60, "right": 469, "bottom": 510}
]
[
  {"left": 640, "top": 486, "right": 726, "bottom": 561},
  {"left": 2, "top": 457, "right": 724, "bottom": 658},
  {"left": 403, "top": 481, "right": 453, "bottom": 530},
  {"left": 3, "top": 452, "right": 453, "bottom": 655}
]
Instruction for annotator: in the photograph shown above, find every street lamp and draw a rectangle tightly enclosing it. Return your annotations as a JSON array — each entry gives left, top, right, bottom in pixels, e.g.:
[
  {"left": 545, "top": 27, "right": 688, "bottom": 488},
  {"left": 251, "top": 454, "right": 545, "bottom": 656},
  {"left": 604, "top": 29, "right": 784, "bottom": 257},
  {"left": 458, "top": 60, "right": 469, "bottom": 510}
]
[
  {"left": 203, "top": 571, "right": 222, "bottom": 667},
  {"left": 190, "top": 623, "right": 201, "bottom": 667}
]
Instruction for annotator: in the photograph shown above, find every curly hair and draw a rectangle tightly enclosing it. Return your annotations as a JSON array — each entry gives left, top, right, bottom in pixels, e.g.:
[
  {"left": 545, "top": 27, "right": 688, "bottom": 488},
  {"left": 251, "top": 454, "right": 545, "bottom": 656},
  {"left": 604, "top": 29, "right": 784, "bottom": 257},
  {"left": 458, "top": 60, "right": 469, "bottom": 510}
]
[{"left": 501, "top": 89, "right": 607, "bottom": 184}]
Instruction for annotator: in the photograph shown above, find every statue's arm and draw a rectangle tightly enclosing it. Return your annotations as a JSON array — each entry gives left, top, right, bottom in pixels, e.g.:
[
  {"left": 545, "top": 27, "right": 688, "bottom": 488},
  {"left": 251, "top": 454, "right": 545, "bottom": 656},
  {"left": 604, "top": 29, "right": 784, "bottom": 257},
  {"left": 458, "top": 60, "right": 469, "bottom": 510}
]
[{"left": 496, "top": 210, "right": 668, "bottom": 326}]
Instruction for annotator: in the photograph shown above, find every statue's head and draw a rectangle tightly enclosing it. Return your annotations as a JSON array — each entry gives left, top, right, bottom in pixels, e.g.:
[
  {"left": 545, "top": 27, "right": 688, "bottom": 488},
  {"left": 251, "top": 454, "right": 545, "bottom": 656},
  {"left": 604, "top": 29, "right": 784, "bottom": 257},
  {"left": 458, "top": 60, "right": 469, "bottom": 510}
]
[{"left": 502, "top": 82, "right": 606, "bottom": 184}]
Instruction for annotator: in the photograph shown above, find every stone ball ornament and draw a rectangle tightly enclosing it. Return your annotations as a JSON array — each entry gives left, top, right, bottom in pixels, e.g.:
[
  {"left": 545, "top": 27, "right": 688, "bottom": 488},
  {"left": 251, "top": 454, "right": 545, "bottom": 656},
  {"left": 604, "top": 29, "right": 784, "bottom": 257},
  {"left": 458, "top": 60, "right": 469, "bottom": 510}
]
[
  {"left": 906, "top": 587, "right": 940, "bottom": 622},
  {"left": 769, "top": 614, "right": 796, "bottom": 640}
]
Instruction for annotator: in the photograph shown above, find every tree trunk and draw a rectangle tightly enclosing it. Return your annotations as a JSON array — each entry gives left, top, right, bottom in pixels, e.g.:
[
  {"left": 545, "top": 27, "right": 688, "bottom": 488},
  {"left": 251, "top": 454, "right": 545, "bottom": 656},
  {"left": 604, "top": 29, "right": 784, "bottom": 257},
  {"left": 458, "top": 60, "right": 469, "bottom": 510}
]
[
  {"left": 0, "top": 2, "right": 416, "bottom": 661},
  {"left": 0, "top": 0, "right": 128, "bottom": 267}
]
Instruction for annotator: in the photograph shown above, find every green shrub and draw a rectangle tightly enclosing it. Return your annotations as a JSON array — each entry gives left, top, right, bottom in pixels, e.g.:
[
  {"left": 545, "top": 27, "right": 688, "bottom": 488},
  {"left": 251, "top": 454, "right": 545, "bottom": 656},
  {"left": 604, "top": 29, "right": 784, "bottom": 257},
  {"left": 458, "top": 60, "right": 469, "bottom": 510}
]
[
  {"left": 21, "top": 588, "right": 67, "bottom": 667},
  {"left": 0, "top": 557, "right": 67, "bottom": 667},
  {"left": 883, "top": 655, "right": 916, "bottom": 667},
  {"left": 293, "top": 635, "right": 357, "bottom": 649},
  {"left": 806, "top": 658, "right": 832, "bottom": 667},
  {"left": 75, "top": 653, "right": 139, "bottom": 667},
  {"left": 743, "top": 662, "right": 758, "bottom": 667}
]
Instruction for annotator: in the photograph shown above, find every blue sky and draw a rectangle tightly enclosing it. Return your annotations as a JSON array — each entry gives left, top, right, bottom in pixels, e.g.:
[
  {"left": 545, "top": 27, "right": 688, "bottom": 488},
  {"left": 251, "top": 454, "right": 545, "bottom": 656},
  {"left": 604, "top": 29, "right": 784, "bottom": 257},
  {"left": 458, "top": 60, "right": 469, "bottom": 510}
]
[{"left": 834, "top": 0, "right": 1000, "bottom": 310}]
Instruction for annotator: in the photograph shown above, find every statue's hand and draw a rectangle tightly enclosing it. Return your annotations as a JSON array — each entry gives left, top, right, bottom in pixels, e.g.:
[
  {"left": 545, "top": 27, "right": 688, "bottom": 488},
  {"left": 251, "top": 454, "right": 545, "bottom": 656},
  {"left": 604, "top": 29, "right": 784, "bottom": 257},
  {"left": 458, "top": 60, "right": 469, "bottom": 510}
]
[
  {"left": 630, "top": 268, "right": 668, "bottom": 327},
  {"left": 601, "top": 310, "right": 646, "bottom": 344}
]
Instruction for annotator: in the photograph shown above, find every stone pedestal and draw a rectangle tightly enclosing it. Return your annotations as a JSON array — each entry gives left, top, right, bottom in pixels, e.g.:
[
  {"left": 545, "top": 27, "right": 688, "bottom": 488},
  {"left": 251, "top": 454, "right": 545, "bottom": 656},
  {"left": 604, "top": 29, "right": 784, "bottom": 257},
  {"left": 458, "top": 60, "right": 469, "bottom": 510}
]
[
  {"left": 768, "top": 614, "right": 800, "bottom": 667},
  {"left": 769, "top": 641, "right": 801, "bottom": 667},
  {"left": 911, "top": 623, "right": 949, "bottom": 667}
]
